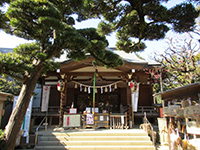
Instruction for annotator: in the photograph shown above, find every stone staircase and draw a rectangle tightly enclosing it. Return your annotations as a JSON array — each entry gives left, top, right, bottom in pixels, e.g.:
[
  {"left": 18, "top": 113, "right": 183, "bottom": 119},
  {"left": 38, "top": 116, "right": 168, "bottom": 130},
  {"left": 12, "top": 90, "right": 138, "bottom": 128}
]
[{"left": 34, "top": 129, "right": 155, "bottom": 150}]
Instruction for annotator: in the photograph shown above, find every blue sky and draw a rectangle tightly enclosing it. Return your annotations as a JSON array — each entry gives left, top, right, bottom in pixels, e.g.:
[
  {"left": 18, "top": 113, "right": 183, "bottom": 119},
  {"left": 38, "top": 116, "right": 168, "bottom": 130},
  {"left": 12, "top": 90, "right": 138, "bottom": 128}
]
[{"left": 0, "top": 0, "right": 193, "bottom": 59}]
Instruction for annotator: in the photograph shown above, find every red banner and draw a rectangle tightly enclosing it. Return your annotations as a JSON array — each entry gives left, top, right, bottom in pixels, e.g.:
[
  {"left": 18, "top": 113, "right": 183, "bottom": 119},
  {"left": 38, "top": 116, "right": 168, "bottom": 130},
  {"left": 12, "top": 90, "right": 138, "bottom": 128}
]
[{"left": 67, "top": 116, "right": 70, "bottom": 126}]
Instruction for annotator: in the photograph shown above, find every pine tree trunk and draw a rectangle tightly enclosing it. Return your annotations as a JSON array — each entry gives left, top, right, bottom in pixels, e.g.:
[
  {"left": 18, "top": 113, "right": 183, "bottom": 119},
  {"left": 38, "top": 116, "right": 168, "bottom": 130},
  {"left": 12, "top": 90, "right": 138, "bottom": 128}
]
[{"left": 5, "top": 64, "right": 44, "bottom": 150}]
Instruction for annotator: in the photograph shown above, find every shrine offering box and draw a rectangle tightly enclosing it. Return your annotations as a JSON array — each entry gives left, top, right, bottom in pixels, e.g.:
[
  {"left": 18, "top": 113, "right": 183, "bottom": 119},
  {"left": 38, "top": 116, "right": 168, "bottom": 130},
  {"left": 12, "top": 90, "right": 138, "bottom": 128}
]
[{"left": 63, "top": 114, "right": 81, "bottom": 128}]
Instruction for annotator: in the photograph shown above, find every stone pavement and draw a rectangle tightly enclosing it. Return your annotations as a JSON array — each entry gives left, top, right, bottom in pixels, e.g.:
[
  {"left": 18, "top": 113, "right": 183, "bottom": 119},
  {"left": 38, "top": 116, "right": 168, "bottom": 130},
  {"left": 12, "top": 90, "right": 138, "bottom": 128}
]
[
  {"left": 156, "top": 144, "right": 169, "bottom": 150},
  {"left": 34, "top": 127, "right": 156, "bottom": 150}
]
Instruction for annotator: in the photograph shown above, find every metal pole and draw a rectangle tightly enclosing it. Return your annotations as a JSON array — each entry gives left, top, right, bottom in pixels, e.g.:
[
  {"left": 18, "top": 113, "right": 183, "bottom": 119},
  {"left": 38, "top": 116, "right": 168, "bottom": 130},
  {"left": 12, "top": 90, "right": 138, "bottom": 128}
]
[{"left": 45, "top": 111, "right": 48, "bottom": 132}]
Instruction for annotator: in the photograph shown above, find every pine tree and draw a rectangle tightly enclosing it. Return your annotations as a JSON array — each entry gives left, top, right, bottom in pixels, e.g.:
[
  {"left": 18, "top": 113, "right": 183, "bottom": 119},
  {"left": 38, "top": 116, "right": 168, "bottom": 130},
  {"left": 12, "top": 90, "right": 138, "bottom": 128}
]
[
  {"left": 79, "top": 0, "right": 199, "bottom": 52},
  {"left": 0, "top": 1, "right": 199, "bottom": 149},
  {"left": 0, "top": 1, "right": 122, "bottom": 149}
]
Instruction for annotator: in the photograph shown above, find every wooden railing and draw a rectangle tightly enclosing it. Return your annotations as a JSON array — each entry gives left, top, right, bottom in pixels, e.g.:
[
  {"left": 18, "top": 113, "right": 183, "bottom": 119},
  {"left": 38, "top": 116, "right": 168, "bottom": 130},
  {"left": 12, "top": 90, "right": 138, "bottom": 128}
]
[
  {"left": 32, "top": 106, "right": 60, "bottom": 113},
  {"left": 110, "top": 112, "right": 128, "bottom": 129},
  {"left": 35, "top": 116, "right": 47, "bottom": 145},
  {"left": 32, "top": 106, "right": 157, "bottom": 113},
  {"left": 135, "top": 106, "right": 159, "bottom": 116},
  {"left": 143, "top": 112, "right": 155, "bottom": 146}
]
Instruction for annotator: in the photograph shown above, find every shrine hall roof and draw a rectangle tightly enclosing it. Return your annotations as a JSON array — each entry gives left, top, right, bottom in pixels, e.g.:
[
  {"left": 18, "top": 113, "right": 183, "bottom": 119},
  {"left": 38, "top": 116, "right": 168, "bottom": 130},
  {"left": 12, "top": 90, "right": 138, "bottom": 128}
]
[{"left": 55, "top": 47, "right": 161, "bottom": 67}]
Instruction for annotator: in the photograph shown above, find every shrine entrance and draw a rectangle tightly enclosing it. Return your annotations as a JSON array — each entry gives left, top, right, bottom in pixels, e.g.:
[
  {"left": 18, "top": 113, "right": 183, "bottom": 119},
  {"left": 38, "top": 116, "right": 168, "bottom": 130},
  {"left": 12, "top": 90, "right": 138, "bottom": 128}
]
[
  {"left": 74, "top": 88, "right": 121, "bottom": 114},
  {"left": 33, "top": 47, "right": 161, "bottom": 128}
]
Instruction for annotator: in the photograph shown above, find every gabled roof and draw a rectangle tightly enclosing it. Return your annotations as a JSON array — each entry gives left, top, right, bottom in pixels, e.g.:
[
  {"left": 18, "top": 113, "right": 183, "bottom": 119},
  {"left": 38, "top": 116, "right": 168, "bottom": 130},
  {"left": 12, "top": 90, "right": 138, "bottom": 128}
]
[
  {"left": 55, "top": 47, "right": 161, "bottom": 67},
  {"left": 1, "top": 46, "right": 160, "bottom": 83},
  {"left": 56, "top": 47, "right": 161, "bottom": 83},
  {"left": 0, "top": 47, "right": 160, "bottom": 67},
  {"left": 155, "top": 82, "right": 200, "bottom": 101},
  {"left": 0, "top": 91, "right": 13, "bottom": 101},
  {"left": 107, "top": 47, "right": 160, "bottom": 66}
]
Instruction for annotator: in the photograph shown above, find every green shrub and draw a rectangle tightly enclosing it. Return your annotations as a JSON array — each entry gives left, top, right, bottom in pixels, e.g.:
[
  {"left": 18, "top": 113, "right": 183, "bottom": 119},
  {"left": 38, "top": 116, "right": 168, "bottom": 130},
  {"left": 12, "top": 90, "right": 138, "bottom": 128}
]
[{"left": 0, "top": 129, "right": 6, "bottom": 150}]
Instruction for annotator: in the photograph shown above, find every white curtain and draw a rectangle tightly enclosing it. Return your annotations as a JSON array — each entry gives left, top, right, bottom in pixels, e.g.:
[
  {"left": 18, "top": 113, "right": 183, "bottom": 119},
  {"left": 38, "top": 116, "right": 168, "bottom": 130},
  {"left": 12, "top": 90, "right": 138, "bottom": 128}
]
[
  {"left": 41, "top": 86, "right": 51, "bottom": 112},
  {"left": 12, "top": 96, "right": 33, "bottom": 143},
  {"left": 132, "top": 83, "right": 140, "bottom": 112}
]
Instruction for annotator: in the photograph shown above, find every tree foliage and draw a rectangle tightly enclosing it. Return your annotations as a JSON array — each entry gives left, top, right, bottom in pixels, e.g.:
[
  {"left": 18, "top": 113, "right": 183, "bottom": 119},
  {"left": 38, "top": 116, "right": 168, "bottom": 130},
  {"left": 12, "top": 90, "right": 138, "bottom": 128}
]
[
  {"left": 155, "top": 33, "right": 200, "bottom": 90},
  {"left": 4, "top": 0, "right": 123, "bottom": 67},
  {"left": 192, "top": 4, "right": 200, "bottom": 40},
  {"left": 0, "top": 129, "right": 6, "bottom": 150},
  {"left": 0, "top": 0, "right": 199, "bottom": 149},
  {"left": 79, "top": 0, "right": 199, "bottom": 53},
  {"left": 0, "top": 75, "right": 21, "bottom": 96},
  {"left": 0, "top": 1, "right": 123, "bottom": 149},
  {"left": 0, "top": 0, "right": 10, "bottom": 30},
  {"left": 0, "top": 43, "right": 60, "bottom": 81}
]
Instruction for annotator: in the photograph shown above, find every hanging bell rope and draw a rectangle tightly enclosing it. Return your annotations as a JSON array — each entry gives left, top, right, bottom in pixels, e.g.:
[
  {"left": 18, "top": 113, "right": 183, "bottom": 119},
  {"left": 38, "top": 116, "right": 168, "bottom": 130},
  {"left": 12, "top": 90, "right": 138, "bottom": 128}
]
[{"left": 93, "top": 71, "right": 96, "bottom": 114}]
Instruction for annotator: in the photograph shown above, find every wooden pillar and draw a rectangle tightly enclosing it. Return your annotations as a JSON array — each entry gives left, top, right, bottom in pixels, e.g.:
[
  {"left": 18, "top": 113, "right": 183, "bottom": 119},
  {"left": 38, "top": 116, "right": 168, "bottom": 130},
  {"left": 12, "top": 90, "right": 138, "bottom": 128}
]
[
  {"left": 131, "top": 106, "right": 134, "bottom": 127},
  {"left": 127, "top": 85, "right": 134, "bottom": 128},
  {"left": 49, "top": 117, "right": 52, "bottom": 126},
  {"left": 59, "top": 81, "right": 66, "bottom": 127},
  {"left": 168, "top": 117, "right": 172, "bottom": 150}
]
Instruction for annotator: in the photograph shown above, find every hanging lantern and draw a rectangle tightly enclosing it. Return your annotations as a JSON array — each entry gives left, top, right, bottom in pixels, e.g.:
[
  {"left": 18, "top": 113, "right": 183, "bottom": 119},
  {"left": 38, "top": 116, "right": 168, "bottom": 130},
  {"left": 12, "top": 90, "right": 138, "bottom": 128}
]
[
  {"left": 129, "top": 82, "right": 137, "bottom": 92},
  {"left": 57, "top": 79, "right": 65, "bottom": 91},
  {"left": 130, "top": 82, "right": 134, "bottom": 91}
]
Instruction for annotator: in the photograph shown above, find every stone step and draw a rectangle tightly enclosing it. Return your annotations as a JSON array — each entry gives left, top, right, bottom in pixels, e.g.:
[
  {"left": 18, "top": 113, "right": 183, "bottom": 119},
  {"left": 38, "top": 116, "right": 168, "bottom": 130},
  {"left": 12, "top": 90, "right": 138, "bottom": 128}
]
[
  {"left": 40, "top": 135, "right": 151, "bottom": 141},
  {"left": 35, "top": 129, "right": 155, "bottom": 150},
  {"left": 50, "top": 131, "right": 148, "bottom": 137},
  {"left": 34, "top": 145, "right": 156, "bottom": 150},
  {"left": 37, "top": 140, "right": 153, "bottom": 146}
]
